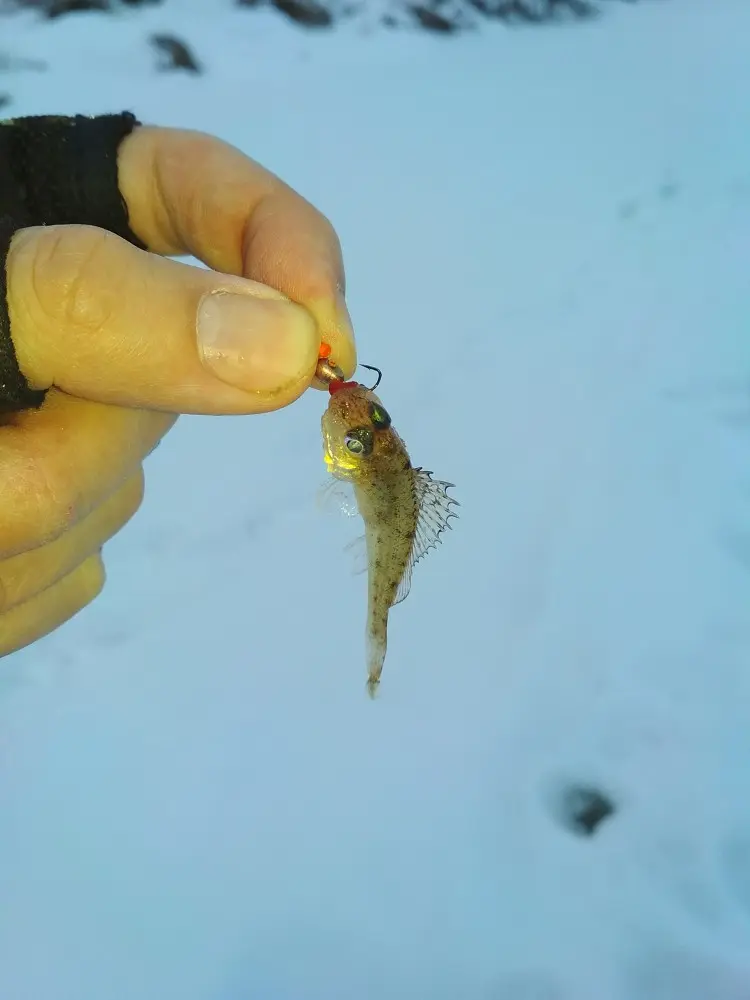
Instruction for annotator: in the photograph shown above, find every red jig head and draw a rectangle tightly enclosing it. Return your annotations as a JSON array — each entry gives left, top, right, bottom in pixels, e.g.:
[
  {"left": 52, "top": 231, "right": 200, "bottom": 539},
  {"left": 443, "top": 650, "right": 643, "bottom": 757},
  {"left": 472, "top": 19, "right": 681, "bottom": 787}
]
[{"left": 328, "top": 379, "right": 359, "bottom": 395}]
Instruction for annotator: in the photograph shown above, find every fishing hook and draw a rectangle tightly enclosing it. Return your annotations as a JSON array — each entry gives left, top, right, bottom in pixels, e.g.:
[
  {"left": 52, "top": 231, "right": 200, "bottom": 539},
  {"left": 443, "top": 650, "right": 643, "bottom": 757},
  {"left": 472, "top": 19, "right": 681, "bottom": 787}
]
[
  {"left": 314, "top": 356, "right": 383, "bottom": 392},
  {"left": 359, "top": 364, "right": 382, "bottom": 391}
]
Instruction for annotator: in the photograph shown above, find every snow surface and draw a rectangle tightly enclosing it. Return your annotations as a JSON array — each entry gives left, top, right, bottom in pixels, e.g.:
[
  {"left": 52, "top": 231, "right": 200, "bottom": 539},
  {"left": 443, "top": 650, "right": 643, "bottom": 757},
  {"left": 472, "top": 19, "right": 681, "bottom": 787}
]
[{"left": 2, "top": 1, "right": 750, "bottom": 997}]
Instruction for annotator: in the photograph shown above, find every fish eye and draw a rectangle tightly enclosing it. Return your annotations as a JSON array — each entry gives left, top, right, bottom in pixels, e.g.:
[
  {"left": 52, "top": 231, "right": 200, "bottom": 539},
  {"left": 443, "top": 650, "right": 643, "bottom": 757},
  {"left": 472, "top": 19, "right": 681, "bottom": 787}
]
[
  {"left": 369, "top": 402, "right": 391, "bottom": 430},
  {"left": 344, "top": 427, "right": 374, "bottom": 456}
]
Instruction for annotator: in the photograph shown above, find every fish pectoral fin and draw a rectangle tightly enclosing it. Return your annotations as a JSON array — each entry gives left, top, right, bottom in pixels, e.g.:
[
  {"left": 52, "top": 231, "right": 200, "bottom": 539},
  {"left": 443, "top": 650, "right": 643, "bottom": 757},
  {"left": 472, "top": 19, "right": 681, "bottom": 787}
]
[
  {"left": 315, "top": 480, "right": 367, "bottom": 575},
  {"left": 316, "top": 478, "right": 360, "bottom": 518}
]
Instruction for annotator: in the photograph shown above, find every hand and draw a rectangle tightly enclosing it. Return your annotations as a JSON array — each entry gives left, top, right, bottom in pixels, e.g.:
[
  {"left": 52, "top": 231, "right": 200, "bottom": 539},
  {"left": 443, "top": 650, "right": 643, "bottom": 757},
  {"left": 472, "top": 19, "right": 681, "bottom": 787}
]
[{"left": 0, "top": 124, "right": 357, "bottom": 656}]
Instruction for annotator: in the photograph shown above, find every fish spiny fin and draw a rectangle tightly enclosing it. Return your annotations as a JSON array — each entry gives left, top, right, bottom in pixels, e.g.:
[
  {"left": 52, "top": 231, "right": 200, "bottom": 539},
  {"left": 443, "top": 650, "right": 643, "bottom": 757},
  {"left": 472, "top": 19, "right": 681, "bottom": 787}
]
[
  {"left": 392, "top": 468, "right": 459, "bottom": 607},
  {"left": 411, "top": 468, "right": 460, "bottom": 564}
]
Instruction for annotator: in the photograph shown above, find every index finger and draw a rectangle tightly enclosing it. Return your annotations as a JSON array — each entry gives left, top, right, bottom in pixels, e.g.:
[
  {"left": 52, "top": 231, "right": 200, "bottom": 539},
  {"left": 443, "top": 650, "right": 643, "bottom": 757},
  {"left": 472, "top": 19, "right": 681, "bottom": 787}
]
[{"left": 117, "top": 124, "right": 357, "bottom": 383}]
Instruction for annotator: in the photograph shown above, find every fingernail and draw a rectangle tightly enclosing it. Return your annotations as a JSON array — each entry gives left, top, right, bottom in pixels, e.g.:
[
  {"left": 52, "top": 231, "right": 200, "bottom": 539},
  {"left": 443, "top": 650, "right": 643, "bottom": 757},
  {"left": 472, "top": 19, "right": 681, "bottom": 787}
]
[{"left": 197, "top": 291, "right": 318, "bottom": 393}]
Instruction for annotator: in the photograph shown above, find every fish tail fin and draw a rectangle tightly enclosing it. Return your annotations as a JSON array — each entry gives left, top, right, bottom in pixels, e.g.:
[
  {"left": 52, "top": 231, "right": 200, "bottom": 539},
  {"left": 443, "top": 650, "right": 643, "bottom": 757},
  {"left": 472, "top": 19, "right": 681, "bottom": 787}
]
[{"left": 366, "top": 630, "right": 387, "bottom": 700}]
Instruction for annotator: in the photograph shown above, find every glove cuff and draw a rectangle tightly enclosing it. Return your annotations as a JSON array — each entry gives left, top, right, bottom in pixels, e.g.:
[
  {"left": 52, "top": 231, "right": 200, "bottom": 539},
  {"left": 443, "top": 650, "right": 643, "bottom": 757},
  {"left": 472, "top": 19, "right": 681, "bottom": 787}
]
[{"left": 0, "top": 110, "right": 144, "bottom": 413}]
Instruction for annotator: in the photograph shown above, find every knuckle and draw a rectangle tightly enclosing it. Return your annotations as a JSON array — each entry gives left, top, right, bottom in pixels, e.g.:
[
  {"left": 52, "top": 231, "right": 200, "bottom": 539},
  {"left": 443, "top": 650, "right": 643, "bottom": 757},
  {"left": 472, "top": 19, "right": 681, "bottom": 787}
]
[
  {"left": 0, "top": 554, "right": 106, "bottom": 658},
  {"left": 122, "top": 468, "right": 146, "bottom": 520},
  {"left": 27, "top": 463, "right": 77, "bottom": 543},
  {"left": 36, "top": 226, "right": 116, "bottom": 334},
  {"left": 0, "top": 568, "right": 9, "bottom": 617},
  {"left": 0, "top": 551, "right": 38, "bottom": 617},
  {"left": 0, "top": 412, "right": 165, "bottom": 560},
  {"left": 0, "top": 615, "right": 29, "bottom": 658},
  {"left": 11, "top": 224, "right": 120, "bottom": 339},
  {"left": 105, "top": 469, "right": 146, "bottom": 539},
  {"left": 0, "top": 472, "right": 141, "bottom": 618},
  {"left": 318, "top": 209, "right": 341, "bottom": 251},
  {"left": 76, "top": 552, "right": 106, "bottom": 606},
  {"left": 26, "top": 448, "right": 79, "bottom": 541},
  {"left": 0, "top": 449, "right": 77, "bottom": 556}
]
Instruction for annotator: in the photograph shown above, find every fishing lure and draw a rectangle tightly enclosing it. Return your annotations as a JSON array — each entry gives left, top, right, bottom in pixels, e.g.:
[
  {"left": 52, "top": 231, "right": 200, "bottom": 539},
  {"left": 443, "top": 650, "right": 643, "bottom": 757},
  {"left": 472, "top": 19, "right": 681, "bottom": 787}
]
[{"left": 316, "top": 347, "right": 458, "bottom": 698}]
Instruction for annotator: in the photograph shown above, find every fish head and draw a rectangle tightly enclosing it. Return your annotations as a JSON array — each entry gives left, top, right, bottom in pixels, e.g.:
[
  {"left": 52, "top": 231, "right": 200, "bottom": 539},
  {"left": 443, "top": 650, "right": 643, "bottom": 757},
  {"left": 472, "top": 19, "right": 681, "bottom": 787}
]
[{"left": 321, "top": 382, "right": 397, "bottom": 482}]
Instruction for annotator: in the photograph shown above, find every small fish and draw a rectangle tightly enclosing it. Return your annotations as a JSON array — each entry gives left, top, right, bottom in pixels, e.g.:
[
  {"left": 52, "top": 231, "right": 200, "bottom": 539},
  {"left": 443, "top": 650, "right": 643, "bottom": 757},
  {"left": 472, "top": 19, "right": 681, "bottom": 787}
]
[{"left": 320, "top": 369, "right": 458, "bottom": 697}]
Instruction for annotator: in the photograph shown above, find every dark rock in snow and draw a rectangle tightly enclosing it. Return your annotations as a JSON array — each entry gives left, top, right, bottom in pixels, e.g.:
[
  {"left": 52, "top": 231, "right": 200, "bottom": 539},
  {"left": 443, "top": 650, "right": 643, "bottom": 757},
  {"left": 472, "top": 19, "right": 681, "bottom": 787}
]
[
  {"left": 554, "top": 783, "right": 617, "bottom": 837},
  {"left": 381, "top": 0, "right": 475, "bottom": 32},
  {"left": 270, "top": 0, "right": 333, "bottom": 27},
  {"left": 151, "top": 34, "right": 202, "bottom": 73},
  {"left": 409, "top": 4, "right": 462, "bottom": 32},
  {"left": 46, "top": 0, "right": 110, "bottom": 17},
  {"left": 0, "top": 0, "right": 660, "bottom": 33},
  {"left": 8, "top": 0, "right": 161, "bottom": 13},
  {"left": 467, "top": 0, "right": 597, "bottom": 18}
]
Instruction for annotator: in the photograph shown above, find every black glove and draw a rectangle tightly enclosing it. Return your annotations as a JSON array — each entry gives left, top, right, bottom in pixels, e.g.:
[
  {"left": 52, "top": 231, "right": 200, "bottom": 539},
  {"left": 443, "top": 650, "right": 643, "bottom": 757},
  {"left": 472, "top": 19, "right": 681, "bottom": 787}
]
[{"left": 0, "top": 111, "right": 145, "bottom": 413}]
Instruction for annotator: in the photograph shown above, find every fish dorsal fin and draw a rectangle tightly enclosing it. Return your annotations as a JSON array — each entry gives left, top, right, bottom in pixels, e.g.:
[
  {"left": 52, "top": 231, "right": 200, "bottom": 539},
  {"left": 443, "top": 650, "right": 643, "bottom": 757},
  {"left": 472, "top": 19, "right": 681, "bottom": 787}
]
[
  {"left": 411, "top": 468, "right": 460, "bottom": 565},
  {"left": 393, "top": 468, "right": 459, "bottom": 607}
]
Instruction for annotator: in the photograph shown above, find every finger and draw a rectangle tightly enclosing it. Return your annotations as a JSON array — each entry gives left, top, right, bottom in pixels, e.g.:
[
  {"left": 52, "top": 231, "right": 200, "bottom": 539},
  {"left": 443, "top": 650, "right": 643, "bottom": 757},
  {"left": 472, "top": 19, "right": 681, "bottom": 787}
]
[
  {"left": 0, "top": 552, "right": 105, "bottom": 658},
  {"left": 0, "top": 470, "right": 143, "bottom": 614},
  {"left": 117, "top": 125, "right": 357, "bottom": 384},
  {"left": 8, "top": 222, "right": 322, "bottom": 413},
  {"left": 0, "top": 390, "right": 173, "bottom": 557}
]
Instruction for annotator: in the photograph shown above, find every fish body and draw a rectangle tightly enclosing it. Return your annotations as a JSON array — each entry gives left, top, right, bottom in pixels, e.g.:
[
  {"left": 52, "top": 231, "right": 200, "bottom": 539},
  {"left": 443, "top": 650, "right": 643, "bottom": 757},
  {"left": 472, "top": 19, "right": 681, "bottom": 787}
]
[{"left": 321, "top": 380, "right": 457, "bottom": 697}]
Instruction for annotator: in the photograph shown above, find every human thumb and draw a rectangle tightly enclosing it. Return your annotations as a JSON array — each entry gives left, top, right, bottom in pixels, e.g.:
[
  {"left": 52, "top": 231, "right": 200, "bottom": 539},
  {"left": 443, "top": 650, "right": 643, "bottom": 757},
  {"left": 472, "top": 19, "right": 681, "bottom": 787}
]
[{"left": 5, "top": 224, "right": 322, "bottom": 414}]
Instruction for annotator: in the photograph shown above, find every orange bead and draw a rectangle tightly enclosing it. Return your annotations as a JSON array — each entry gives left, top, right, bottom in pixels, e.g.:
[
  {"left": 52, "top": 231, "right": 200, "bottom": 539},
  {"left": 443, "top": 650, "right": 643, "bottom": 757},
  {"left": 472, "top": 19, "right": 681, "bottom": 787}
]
[{"left": 318, "top": 342, "right": 332, "bottom": 359}]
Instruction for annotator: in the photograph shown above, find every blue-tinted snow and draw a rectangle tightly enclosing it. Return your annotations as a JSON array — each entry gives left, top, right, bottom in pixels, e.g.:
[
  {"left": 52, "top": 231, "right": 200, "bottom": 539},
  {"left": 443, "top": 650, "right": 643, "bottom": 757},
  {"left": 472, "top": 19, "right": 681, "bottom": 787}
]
[{"left": 1, "top": 1, "right": 750, "bottom": 998}]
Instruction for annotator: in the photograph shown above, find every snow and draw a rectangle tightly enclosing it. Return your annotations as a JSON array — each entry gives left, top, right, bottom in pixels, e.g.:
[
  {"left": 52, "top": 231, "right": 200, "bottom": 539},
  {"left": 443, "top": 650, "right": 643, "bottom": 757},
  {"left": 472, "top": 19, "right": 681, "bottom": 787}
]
[{"left": 2, "top": 1, "right": 750, "bottom": 997}]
